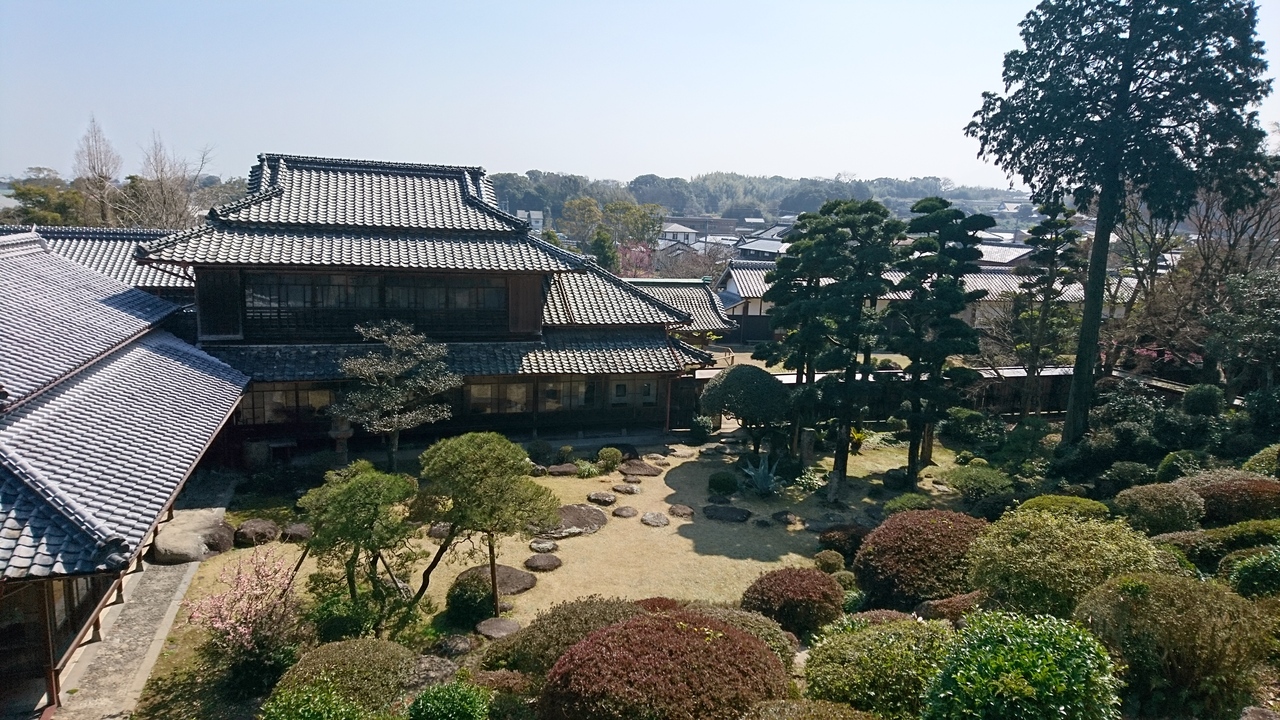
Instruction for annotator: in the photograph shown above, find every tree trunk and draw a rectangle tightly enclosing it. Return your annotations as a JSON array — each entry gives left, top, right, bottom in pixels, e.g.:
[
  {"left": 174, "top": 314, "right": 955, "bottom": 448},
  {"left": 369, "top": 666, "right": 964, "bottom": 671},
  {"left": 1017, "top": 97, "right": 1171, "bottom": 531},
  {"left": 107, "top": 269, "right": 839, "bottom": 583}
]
[
  {"left": 387, "top": 429, "right": 400, "bottom": 472},
  {"left": 907, "top": 398, "right": 924, "bottom": 482},
  {"left": 829, "top": 418, "right": 849, "bottom": 503},
  {"left": 488, "top": 532, "right": 501, "bottom": 619},
  {"left": 921, "top": 421, "right": 934, "bottom": 467},
  {"left": 345, "top": 546, "right": 360, "bottom": 603},
  {"left": 1063, "top": 177, "right": 1125, "bottom": 445},
  {"left": 392, "top": 525, "right": 458, "bottom": 638}
]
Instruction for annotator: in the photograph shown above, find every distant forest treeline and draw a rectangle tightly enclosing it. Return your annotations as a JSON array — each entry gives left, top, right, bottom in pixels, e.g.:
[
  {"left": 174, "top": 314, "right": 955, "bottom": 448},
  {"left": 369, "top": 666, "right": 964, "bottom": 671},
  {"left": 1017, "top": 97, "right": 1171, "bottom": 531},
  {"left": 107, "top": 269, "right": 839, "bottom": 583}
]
[{"left": 489, "top": 171, "right": 1026, "bottom": 221}]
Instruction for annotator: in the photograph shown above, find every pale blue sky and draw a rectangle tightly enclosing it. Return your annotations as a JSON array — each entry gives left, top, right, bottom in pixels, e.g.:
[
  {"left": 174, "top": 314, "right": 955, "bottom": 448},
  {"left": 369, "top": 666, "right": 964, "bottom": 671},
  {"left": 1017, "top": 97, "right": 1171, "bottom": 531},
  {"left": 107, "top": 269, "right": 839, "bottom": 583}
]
[{"left": 4, "top": 0, "right": 1280, "bottom": 188}]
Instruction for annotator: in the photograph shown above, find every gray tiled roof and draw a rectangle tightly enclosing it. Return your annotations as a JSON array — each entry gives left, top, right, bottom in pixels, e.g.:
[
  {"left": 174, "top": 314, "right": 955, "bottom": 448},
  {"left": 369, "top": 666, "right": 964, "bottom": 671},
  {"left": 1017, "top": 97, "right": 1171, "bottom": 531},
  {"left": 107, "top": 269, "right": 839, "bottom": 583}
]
[
  {"left": 205, "top": 328, "right": 712, "bottom": 382},
  {"left": 543, "top": 266, "right": 689, "bottom": 326},
  {"left": 0, "top": 332, "right": 248, "bottom": 578},
  {"left": 626, "top": 279, "right": 737, "bottom": 332},
  {"left": 0, "top": 233, "right": 178, "bottom": 407},
  {"left": 0, "top": 225, "right": 191, "bottom": 288},
  {"left": 976, "top": 241, "right": 1034, "bottom": 265},
  {"left": 718, "top": 259, "right": 776, "bottom": 300}
]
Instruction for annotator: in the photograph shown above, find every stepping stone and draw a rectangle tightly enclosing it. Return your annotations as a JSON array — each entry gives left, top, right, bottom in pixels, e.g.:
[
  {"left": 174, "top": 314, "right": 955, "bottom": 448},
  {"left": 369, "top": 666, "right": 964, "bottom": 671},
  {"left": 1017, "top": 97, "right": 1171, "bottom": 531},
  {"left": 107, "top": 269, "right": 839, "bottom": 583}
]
[
  {"left": 539, "top": 504, "right": 608, "bottom": 539},
  {"left": 704, "top": 505, "right": 752, "bottom": 523},
  {"left": 476, "top": 618, "right": 520, "bottom": 640},
  {"left": 772, "top": 511, "right": 802, "bottom": 525},
  {"left": 613, "top": 506, "right": 638, "bottom": 518},
  {"left": 666, "top": 447, "right": 695, "bottom": 458},
  {"left": 619, "top": 459, "right": 662, "bottom": 476},
  {"left": 754, "top": 518, "right": 773, "bottom": 528},
  {"left": 612, "top": 484, "right": 640, "bottom": 495},
  {"left": 644, "top": 453, "right": 671, "bottom": 467},
  {"left": 547, "top": 463, "right": 579, "bottom": 476},
  {"left": 587, "top": 491, "right": 617, "bottom": 506},
  {"left": 428, "top": 522, "right": 453, "bottom": 539},
  {"left": 668, "top": 504, "right": 695, "bottom": 519},
  {"left": 641, "top": 512, "right": 670, "bottom": 527},
  {"left": 529, "top": 539, "right": 558, "bottom": 553},
  {"left": 524, "top": 554, "right": 562, "bottom": 572},
  {"left": 707, "top": 495, "right": 731, "bottom": 505},
  {"left": 456, "top": 565, "right": 537, "bottom": 595},
  {"left": 623, "top": 475, "right": 644, "bottom": 484}
]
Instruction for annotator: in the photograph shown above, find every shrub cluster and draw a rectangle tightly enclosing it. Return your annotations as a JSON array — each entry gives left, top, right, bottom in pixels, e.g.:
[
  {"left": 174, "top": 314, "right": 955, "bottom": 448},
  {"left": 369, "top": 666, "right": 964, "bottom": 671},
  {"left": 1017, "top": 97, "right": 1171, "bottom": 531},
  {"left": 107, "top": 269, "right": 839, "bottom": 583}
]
[
  {"left": 853, "top": 510, "right": 987, "bottom": 610},
  {"left": 740, "top": 568, "right": 844, "bottom": 638},
  {"left": 923, "top": 611, "right": 1121, "bottom": 720},
  {"left": 883, "top": 492, "right": 932, "bottom": 514},
  {"left": 914, "top": 590, "right": 986, "bottom": 623},
  {"left": 813, "top": 609, "right": 915, "bottom": 645},
  {"left": 272, "top": 638, "right": 416, "bottom": 712},
  {"left": 1175, "top": 468, "right": 1271, "bottom": 490},
  {"left": 813, "top": 549, "right": 845, "bottom": 573},
  {"left": 1230, "top": 547, "right": 1280, "bottom": 599},
  {"left": 446, "top": 572, "right": 495, "bottom": 627},
  {"left": 1193, "top": 477, "right": 1280, "bottom": 525},
  {"left": 483, "top": 596, "right": 644, "bottom": 677},
  {"left": 1242, "top": 443, "right": 1280, "bottom": 476},
  {"left": 1017, "top": 494, "right": 1110, "bottom": 519},
  {"left": 689, "top": 416, "right": 715, "bottom": 445},
  {"left": 830, "top": 570, "right": 858, "bottom": 590},
  {"left": 966, "top": 510, "right": 1172, "bottom": 617},
  {"left": 538, "top": 611, "right": 788, "bottom": 720},
  {"left": 408, "top": 682, "right": 491, "bottom": 720},
  {"left": 635, "top": 596, "right": 683, "bottom": 612},
  {"left": 944, "top": 465, "right": 1014, "bottom": 505},
  {"left": 708, "top": 470, "right": 739, "bottom": 495},
  {"left": 806, "top": 619, "right": 953, "bottom": 720},
  {"left": 818, "top": 524, "right": 868, "bottom": 560},
  {"left": 938, "top": 407, "right": 1005, "bottom": 451},
  {"left": 1215, "top": 546, "right": 1273, "bottom": 579},
  {"left": 741, "top": 700, "right": 877, "bottom": 720},
  {"left": 684, "top": 605, "right": 797, "bottom": 670},
  {"left": 1152, "top": 518, "right": 1280, "bottom": 571},
  {"left": 1182, "top": 384, "right": 1225, "bottom": 417},
  {"left": 1075, "top": 574, "right": 1272, "bottom": 719},
  {"left": 595, "top": 447, "right": 623, "bottom": 473},
  {"left": 259, "top": 682, "right": 366, "bottom": 720},
  {"left": 1097, "top": 460, "right": 1155, "bottom": 497},
  {"left": 1155, "top": 449, "right": 1202, "bottom": 483},
  {"left": 1114, "top": 482, "right": 1205, "bottom": 534}
]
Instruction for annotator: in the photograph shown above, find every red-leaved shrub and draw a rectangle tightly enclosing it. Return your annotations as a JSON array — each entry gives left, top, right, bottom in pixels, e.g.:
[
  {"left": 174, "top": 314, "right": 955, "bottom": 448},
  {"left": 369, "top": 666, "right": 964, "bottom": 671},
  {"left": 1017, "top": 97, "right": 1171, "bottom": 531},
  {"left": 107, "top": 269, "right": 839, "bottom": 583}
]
[
  {"left": 537, "top": 611, "right": 788, "bottom": 720},
  {"left": 848, "top": 609, "right": 915, "bottom": 625},
  {"left": 1194, "top": 478, "right": 1280, "bottom": 526},
  {"left": 636, "top": 597, "right": 684, "bottom": 612},
  {"left": 853, "top": 510, "right": 987, "bottom": 610},
  {"left": 914, "top": 590, "right": 987, "bottom": 623},
  {"left": 740, "top": 568, "right": 844, "bottom": 638},
  {"left": 819, "top": 524, "right": 869, "bottom": 560}
]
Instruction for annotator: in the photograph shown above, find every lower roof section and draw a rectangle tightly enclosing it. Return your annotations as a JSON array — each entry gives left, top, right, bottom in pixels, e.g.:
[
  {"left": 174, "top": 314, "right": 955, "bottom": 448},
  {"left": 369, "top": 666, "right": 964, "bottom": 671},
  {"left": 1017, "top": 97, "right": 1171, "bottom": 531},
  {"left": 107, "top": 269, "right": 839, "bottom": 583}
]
[{"left": 204, "top": 329, "right": 715, "bottom": 383}]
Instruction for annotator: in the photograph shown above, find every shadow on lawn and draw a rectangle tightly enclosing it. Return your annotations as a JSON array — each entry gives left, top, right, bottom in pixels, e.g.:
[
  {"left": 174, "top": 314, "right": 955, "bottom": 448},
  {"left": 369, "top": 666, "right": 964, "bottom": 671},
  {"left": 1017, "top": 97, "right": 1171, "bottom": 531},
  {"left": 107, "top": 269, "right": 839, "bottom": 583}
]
[{"left": 132, "top": 662, "right": 260, "bottom": 720}]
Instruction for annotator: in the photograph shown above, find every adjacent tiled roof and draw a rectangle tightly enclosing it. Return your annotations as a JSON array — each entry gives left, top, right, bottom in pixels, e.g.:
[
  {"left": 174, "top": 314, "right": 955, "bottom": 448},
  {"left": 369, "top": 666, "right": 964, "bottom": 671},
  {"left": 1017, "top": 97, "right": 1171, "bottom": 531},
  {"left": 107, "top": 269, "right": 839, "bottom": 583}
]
[
  {"left": 0, "top": 332, "right": 248, "bottom": 578},
  {"left": 205, "top": 329, "right": 711, "bottom": 382},
  {"left": 543, "top": 265, "right": 689, "bottom": 326},
  {"left": 626, "top": 279, "right": 737, "bottom": 332},
  {"left": 717, "top": 259, "right": 776, "bottom": 300},
  {"left": 0, "top": 233, "right": 178, "bottom": 408},
  {"left": 0, "top": 225, "right": 190, "bottom": 288}
]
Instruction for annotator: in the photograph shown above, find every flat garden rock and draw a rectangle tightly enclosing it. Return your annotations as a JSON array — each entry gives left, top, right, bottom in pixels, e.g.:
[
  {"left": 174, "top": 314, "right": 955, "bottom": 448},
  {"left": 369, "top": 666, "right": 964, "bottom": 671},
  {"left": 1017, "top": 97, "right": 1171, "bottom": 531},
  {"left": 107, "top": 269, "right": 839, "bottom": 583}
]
[
  {"left": 428, "top": 522, "right": 453, "bottom": 539},
  {"left": 643, "top": 453, "right": 671, "bottom": 467},
  {"left": 201, "top": 521, "right": 235, "bottom": 553},
  {"left": 457, "top": 565, "right": 537, "bottom": 595},
  {"left": 234, "top": 518, "right": 280, "bottom": 547},
  {"left": 622, "top": 475, "right": 644, "bottom": 484},
  {"left": 547, "top": 463, "right": 579, "bottom": 476},
  {"left": 434, "top": 635, "right": 474, "bottom": 658},
  {"left": 151, "top": 530, "right": 205, "bottom": 564},
  {"left": 281, "top": 522, "right": 312, "bottom": 543},
  {"left": 524, "top": 554, "right": 562, "bottom": 572},
  {"left": 772, "top": 510, "right": 802, "bottom": 525},
  {"left": 587, "top": 492, "right": 617, "bottom": 506},
  {"left": 539, "top": 504, "right": 608, "bottom": 539},
  {"left": 668, "top": 504, "right": 695, "bottom": 519},
  {"left": 612, "top": 484, "right": 640, "bottom": 495},
  {"left": 666, "top": 446, "right": 696, "bottom": 458},
  {"left": 754, "top": 518, "right": 773, "bottom": 528},
  {"left": 707, "top": 495, "right": 731, "bottom": 505},
  {"left": 476, "top": 618, "right": 521, "bottom": 640},
  {"left": 529, "top": 539, "right": 559, "bottom": 553},
  {"left": 618, "top": 459, "right": 662, "bottom": 476},
  {"left": 613, "top": 506, "right": 638, "bottom": 518},
  {"left": 641, "top": 511, "right": 670, "bottom": 527},
  {"left": 704, "top": 505, "right": 752, "bottom": 523}
]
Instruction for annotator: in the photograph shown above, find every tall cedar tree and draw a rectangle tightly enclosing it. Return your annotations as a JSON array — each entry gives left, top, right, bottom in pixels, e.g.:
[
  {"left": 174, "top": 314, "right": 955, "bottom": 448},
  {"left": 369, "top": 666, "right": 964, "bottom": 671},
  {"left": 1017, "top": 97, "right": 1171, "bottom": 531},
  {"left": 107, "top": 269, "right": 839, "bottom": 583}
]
[
  {"left": 888, "top": 198, "right": 990, "bottom": 484},
  {"left": 329, "top": 321, "right": 462, "bottom": 471},
  {"left": 967, "top": 0, "right": 1272, "bottom": 445}
]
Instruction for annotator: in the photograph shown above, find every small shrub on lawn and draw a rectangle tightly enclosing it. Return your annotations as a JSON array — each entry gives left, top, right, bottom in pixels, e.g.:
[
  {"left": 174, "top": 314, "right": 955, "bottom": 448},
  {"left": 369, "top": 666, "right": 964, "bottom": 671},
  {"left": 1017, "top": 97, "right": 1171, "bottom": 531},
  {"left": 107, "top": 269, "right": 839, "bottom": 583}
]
[
  {"left": 806, "top": 619, "right": 954, "bottom": 720},
  {"left": 1017, "top": 494, "right": 1110, "bottom": 519},
  {"left": 595, "top": 447, "right": 623, "bottom": 473},
  {"left": 1156, "top": 449, "right": 1202, "bottom": 483},
  {"left": 813, "top": 549, "right": 845, "bottom": 573},
  {"left": 555, "top": 445, "right": 575, "bottom": 464},
  {"left": 884, "top": 492, "right": 932, "bottom": 514},
  {"left": 689, "top": 415, "right": 715, "bottom": 445},
  {"left": 537, "top": 611, "right": 788, "bottom": 720},
  {"left": 1182, "top": 384, "right": 1225, "bottom": 416},
  {"left": 574, "top": 460, "right": 600, "bottom": 478},
  {"left": 818, "top": 524, "right": 868, "bottom": 560},
  {"left": 1153, "top": 518, "right": 1280, "bottom": 571},
  {"left": 853, "top": 510, "right": 987, "bottom": 610},
  {"left": 1114, "top": 482, "right": 1205, "bottom": 534},
  {"left": 482, "top": 596, "right": 644, "bottom": 677},
  {"left": 525, "top": 440, "right": 554, "bottom": 467},
  {"left": 923, "top": 611, "right": 1121, "bottom": 720},
  {"left": 408, "top": 682, "right": 491, "bottom": 720},
  {"left": 708, "top": 470, "right": 739, "bottom": 496},
  {"left": 259, "top": 682, "right": 366, "bottom": 720},
  {"left": 742, "top": 699, "right": 877, "bottom": 720},
  {"left": 685, "top": 605, "right": 798, "bottom": 670},
  {"left": 1242, "top": 443, "right": 1280, "bottom": 476},
  {"left": 446, "top": 573, "right": 495, "bottom": 628},
  {"left": 966, "top": 510, "right": 1173, "bottom": 617},
  {"left": 1230, "top": 547, "right": 1280, "bottom": 599},
  {"left": 1194, "top": 477, "right": 1280, "bottom": 525},
  {"left": 943, "top": 465, "right": 1014, "bottom": 505},
  {"left": 272, "top": 638, "right": 416, "bottom": 712},
  {"left": 1075, "top": 573, "right": 1271, "bottom": 719},
  {"left": 741, "top": 568, "right": 844, "bottom": 638},
  {"left": 830, "top": 570, "right": 858, "bottom": 590}
]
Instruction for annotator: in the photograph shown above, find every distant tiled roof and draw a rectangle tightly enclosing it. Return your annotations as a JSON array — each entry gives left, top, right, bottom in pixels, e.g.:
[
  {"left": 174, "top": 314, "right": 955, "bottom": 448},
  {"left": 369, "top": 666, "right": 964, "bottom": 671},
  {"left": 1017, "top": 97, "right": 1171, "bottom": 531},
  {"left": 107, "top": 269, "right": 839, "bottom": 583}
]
[
  {"left": 626, "top": 279, "right": 737, "bottom": 332},
  {"left": 976, "top": 241, "right": 1034, "bottom": 265},
  {"left": 0, "top": 332, "right": 248, "bottom": 578},
  {"left": 543, "top": 265, "right": 689, "bottom": 326},
  {"left": 0, "top": 233, "right": 178, "bottom": 408},
  {"left": 737, "top": 238, "right": 791, "bottom": 255},
  {"left": 205, "top": 328, "right": 711, "bottom": 382},
  {"left": 0, "top": 225, "right": 190, "bottom": 288},
  {"left": 717, "top": 259, "right": 776, "bottom": 300}
]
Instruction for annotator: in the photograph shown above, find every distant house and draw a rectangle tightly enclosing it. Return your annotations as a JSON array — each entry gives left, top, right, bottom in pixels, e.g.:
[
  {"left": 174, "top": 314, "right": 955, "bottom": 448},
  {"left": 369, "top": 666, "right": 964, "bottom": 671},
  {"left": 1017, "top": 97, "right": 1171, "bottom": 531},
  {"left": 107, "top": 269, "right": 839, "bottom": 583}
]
[
  {"left": 713, "top": 260, "right": 777, "bottom": 343},
  {"left": 515, "top": 210, "right": 544, "bottom": 234},
  {"left": 625, "top": 278, "right": 737, "bottom": 345},
  {"left": 975, "top": 240, "right": 1034, "bottom": 268},
  {"left": 661, "top": 223, "right": 699, "bottom": 245},
  {"left": 736, "top": 238, "right": 791, "bottom": 261},
  {"left": 0, "top": 232, "right": 246, "bottom": 714}
]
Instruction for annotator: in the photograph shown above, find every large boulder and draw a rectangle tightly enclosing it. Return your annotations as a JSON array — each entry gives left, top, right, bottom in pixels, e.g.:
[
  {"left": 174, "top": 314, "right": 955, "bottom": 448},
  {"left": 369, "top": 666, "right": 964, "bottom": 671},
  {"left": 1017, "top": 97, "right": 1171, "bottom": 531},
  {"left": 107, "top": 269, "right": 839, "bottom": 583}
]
[
  {"left": 233, "top": 518, "right": 281, "bottom": 547},
  {"left": 281, "top": 523, "right": 312, "bottom": 543},
  {"left": 456, "top": 564, "right": 538, "bottom": 595},
  {"left": 539, "top": 504, "right": 608, "bottom": 539},
  {"left": 201, "top": 521, "right": 235, "bottom": 553},
  {"left": 151, "top": 530, "right": 205, "bottom": 564},
  {"left": 704, "top": 505, "right": 752, "bottom": 523},
  {"left": 547, "top": 463, "right": 579, "bottom": 476},
  {"left": 619, "top": 459, "right": 662, "bottom": 476}
]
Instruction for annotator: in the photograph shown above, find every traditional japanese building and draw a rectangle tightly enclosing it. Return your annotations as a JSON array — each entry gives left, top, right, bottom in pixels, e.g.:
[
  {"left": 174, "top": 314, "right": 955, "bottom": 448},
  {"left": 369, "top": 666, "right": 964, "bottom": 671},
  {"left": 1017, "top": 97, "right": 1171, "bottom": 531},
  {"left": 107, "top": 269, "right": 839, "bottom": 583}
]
[
  {"left": 134, "top": 154, "right": 714, "bottom": 453},
  {"left": 625, "top": 278, "right": 736, "bottom": 345}
]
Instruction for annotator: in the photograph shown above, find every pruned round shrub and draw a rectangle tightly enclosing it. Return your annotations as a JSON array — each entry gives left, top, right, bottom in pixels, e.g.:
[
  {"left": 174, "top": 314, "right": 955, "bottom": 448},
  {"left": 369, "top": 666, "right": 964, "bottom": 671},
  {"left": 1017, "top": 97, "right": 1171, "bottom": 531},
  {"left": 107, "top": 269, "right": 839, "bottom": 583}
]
[
  {"left": 1114, "top": 482, "right": 1204, "bottom": 534},
  {"left": 741, "top": 699, "right": 877, "bottom": 720},
  {"left": 1156, "top": 450, "right": 1202, "bottom": 483},
  {"left": 810, "top": 609, "right": 918, "bottom": 647},
  {"left": 740, "top": 568, "right": 844, "bottom": 637},
  {"left": 483, "top": 596, "right": 644, "bottom": 677},
  {"left": 914, "top": 590, "right": 986, "bottom": 623},
  {"left": 966, "top": 510, "right": 1173, "bottom": 617},
  {"left": 830, "top": 570, "right": 858, "bottom": 590},
  {"left": 446, "top": 572, "right": 495, "bottom": 627},
  {"left": 818, "top": 524, "right": 868, "bottom": 559},
  {"left": 806, "top": 619, "right": 954, "bottom": 720},
  {"left": 1182, "top": 384, "right": 1225, "bottom": 417},
  {"left": 537, "top": 611, "right": 788, "bottom": 720},
  {"left": 923, "top": 611, "right": 1121, "bottom": 720},
  {"left": 259, "top": 682, "right": 366, "bottom": 720},
  {"left": 1230, "top": 547, "right": 1280, "bottom": 599},
  {"left": 1216, "top": 546, "right": 1273, "bottom": 579},
  {"left": 409, "top": 682, "right": 491, "bottom": 720},
  {"left": 1242, "top": 443, "right": 1279, "bottom": 476},
  {"left": 853, "top": 510, "right": 987, "bottom": 610},
  {"left": 1194, "top": 477, "right": 1280, "bottom": 525},
  {"left": 1153, "top": 518, "right": 1280, "bottom": 571},
  {"left": 884, "top": 492, "right": 932, "bottom": 515},
  {"left": 272, "top": 638, "right": 416, "bottom": 711},
  {"left": 525, "top": 440, "right": 554, "bottom": 467},
  {"left": 635, "top": 596, "right": 682, "bottom": 612},
  {"left": 1175, "top": 468, "right": 1272, "bottom": 490},
  {"left": 1075, "top": 573, "right": 1272, "bottom": 719},
  {"left": 708, "top": 470, "right": 739, "bottom": 495},
  {"left": 842, "top": 589, "right": 864, "bottom": 613},
  {"left": 1098, "top": 460, "right": 1155, "bottom": 496},
  {"left": 943, "top": 465, "right": 1014, "bottom": 505},
  {"left": 850, "top": 609, "right": 915, "bottom": 625},
  {"left": 685, "top": 605, "right": 798, "bottom": 670},
  {"left": 595, "top": 447, "right": 623, "bottom": 473},
  {"left": 813, "top": 549, "right": 845, "bottom": 573},
  {"left": 1018, "top": 494, "right": 1110, "bottom": 519},
  {"left": 689, "top": 416, "right": 714, "bottom": 445}
]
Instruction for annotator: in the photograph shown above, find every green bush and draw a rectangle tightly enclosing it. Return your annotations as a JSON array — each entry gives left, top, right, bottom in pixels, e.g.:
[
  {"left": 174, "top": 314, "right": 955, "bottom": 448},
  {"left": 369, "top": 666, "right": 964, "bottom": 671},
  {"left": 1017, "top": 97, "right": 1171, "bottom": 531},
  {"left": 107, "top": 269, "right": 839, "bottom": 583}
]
[
  {"left": 741, "top": 700, "right": 877, "bottom": 720},
  {"left": 944, "top": 465, "right": 1014, "bottom": 504},
  {"left": 574, "top": 460, "right": 600, "bottom": 478},
  {"left": 689, "top": 416, "right": 715, "bottom": 445},
  {"left": 954, "top": 450, "right": 975, "bottom": 465},
  {"left": 966, "top": 510, "right": 1173, "bottom": 617},
  {"left": 1098, "top": 460, "right": 1155, "bottom": 496},
  {"left": 272, "top": 639, "right": 416, "bottom": 712},
  {"left": 446, "top": 573, "right": 495, "bottom": 628},
  {"left": 842, "top": 589, "right": 865, "bottom": 613},
  {"left": 1114, "top": 482, "right": 1205, "bottom": 534},
  {"left": 259, "top": 682, "right": 366, "bottom": 720},
  {"left": 813, "top": 549, "right": 845, "bottom": 573},
  {"left": 884, "top": 492, "right": 932, "bottom": 515},
  {"left": 685, "top": 605, "right": 798, "bottom": 671},
  {"left": 830, "top": 570, "right": 858, "bottom": 590},
  {"left": 555, "top": 445, "right": 574, "bottom": 464},
  {"left": 1075, "top": 573, "right": 1272, "bottom": 719},
  {"left": 408, "top": 682, "right": 490, "bottom": 720},
  {"left": 741, "top": 568, "right": 845, "bottom": 638},
  {"left": 1216, "top": 546, "right": 1273, "bottom": 579},
  {"left": 938, "top": 407, "right": 1005, "bottom": 451},
  {"left": 1230, "top": 547, "right": 1280, "bottom": 599},
  {"left": 482, "top": 596, "right": 643, "bottom": 677},
  {"left": 853, "top": 510, "right": 987, "bottom": 610},
  {"left": 708, "top": 470, "right": 739, "bottom": 496},
  {"left": 595, "top": 447, "right": 623, "bottom": 473},
  {"left": 1182, "top": 384, "right": 1224, "bottom": 416},
  {"left": 923, "top": 611, "right": 1121, "bottom": 720},
  {"left": 1017, "top": 494, "right": 1110, "bottom": 519},
  {"left": 1155, "top": 449, "right": 1202, "bottom": 483},
  {"left": 1153, "top": 518, "right": 1280, "bottom": 571},
  {"left": 812, "top": 609, "right": 914, "bottom": 646},
  {"left": 791, "top": 466, "right": 827, "bottom": 491},
  {"left": 305, "top": 590, "right": 379, "bottom": 643},
  {"left": 1242, "top": 443, "right": 1280, "bottom": 476},
  {"left": 806, "top": 619, "right": 954, "bottom": 720},
  {"left": 525, "top": 440, "right": 554, "bottom": 467}
]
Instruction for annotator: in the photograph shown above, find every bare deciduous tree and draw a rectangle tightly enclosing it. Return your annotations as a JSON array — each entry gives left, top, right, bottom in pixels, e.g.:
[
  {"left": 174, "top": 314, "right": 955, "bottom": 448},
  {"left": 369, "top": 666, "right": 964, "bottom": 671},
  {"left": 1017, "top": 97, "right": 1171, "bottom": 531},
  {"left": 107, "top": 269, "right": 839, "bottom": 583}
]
[
  {"left": 72, "top": 116, "right": 122, "bottom": 226},
  {"left": 116, "top": 134, "right": 212, "bottom": 229}
]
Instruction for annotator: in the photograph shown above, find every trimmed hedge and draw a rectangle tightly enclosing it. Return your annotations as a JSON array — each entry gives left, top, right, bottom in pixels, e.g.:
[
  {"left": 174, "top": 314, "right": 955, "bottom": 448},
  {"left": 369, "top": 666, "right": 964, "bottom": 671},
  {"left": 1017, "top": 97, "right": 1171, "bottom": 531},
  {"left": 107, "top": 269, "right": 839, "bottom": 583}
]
[
  {"left": 1242, "top": 444, "right": 1280, "bottom": 476},
  {"left": 537, "top": 611, "right": 788, "bottom": 720},
  {"left": 446, "top": 572, "right": 495, "bottom": 628},
  {"left": 923, "top": 612, "right": 1121, "bottom": 720},
  {"left": 966, "top": 511, "right": 1173, "bottom": 617},
  {"left": 1075, "top": 573, "right": 1271, "bottom": 719},
  {"left": 483, "top": 596, "right": 644, "bottom": 677},
  {"left": 740, "top": 568, "right": 844, "bottom": 638},
  {"left": 1152, "top": 518, "right": 1280, "bottom": 571},
  {"left": 741, "top": 700, "right": 877, "bottom": 720},
  {"left": 259, "top": 683, "right": 366, "bottom": 720},
  {"left": 807, "top": 620, "right": 953, "bottom": 720},
  {"left": 1230, "top": 547, "right": 1280, "bottom": 599},
  {"left": 884, "top": 492, "right": 932, "bottom": 515},
  {"left": 684, "top": 605, "right": 798, "bottom": 670},
  {"left": 1194, "top": 477, "right": 1280, "bottom": 525},
  {"left": 1017, "top": 494, "right": 1110, "bottom": 519},
  {"left": 853, "top": 510, "right": 987, "bottom": 610},
  {"left": 272, "top": 638, "right": 416, "bottom": 712},
  {"left": 408, "top": 682, "right": 491, "bottom": 720},
  {"left": 817, "top": 524, "right": 868, "bottom": 560},
  {"left": 1175, "top": 468, "right": 1272, "bottom": 490},
  {"left": 635, "top": 596, "right": 683, "bottom": 612},
  {"left": 943, "top": 466, "right": 1014, "bottom": 506},
  {"left": 1114, "top": 483, "right": 1205, "bottom": 535},
  {"left": 595, "top": 447, "right": 623, "bottom": 473},
  {"left": 813, "top": 550, "right": 845, "bottom": 573}
]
